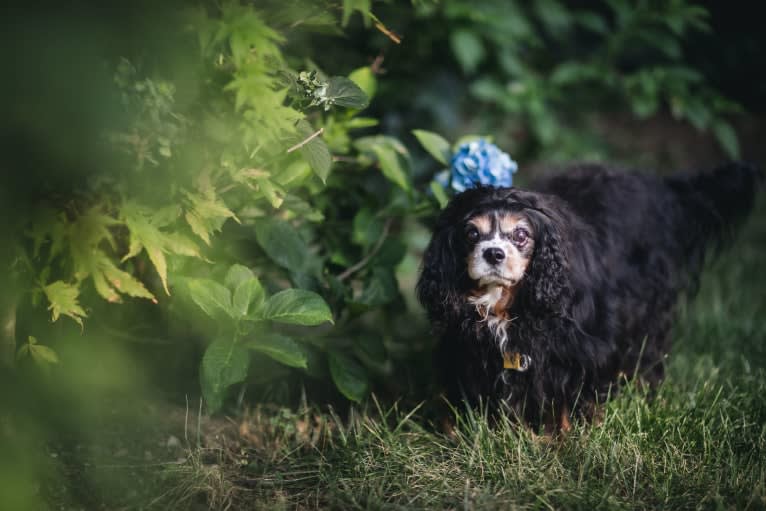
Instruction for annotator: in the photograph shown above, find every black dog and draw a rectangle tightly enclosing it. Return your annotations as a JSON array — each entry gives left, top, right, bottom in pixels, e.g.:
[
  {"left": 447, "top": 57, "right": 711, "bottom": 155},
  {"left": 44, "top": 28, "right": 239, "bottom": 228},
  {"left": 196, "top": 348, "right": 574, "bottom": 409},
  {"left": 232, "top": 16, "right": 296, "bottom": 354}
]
[{"left": 417, "top": 162, "right": 761, "bottom": 431}]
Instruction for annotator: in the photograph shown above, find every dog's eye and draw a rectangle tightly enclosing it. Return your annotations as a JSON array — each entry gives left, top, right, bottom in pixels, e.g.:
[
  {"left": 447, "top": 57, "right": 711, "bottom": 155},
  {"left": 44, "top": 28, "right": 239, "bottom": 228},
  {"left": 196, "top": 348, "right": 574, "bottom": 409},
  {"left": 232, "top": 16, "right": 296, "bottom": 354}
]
[
  {"left": 466, "top": 226, "right": 480, "bottom": 243},
  {"left": 511, "top": 228, "right": 529, "bottom": 245}
]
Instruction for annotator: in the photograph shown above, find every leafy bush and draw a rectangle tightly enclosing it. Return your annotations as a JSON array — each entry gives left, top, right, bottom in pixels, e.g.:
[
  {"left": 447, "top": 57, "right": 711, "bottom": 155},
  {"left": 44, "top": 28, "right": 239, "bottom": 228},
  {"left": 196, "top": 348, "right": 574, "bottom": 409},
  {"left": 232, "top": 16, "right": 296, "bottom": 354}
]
[{"left": 3, "top": 0, "right": 744, "bottom": 415}]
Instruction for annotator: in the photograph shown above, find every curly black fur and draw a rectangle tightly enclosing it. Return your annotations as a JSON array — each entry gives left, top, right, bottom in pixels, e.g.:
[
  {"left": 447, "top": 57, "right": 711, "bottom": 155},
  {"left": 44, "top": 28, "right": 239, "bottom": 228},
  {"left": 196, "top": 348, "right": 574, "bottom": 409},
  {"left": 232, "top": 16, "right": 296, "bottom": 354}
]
[{"left": 417, "top": 162, "right": 762, "bottom": 430}]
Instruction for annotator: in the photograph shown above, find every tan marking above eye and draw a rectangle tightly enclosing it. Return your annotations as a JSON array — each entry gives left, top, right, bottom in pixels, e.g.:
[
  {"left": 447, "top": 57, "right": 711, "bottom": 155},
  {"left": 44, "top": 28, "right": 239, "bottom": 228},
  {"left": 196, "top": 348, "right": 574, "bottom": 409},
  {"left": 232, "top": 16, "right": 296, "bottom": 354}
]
[
  {"left": 468, "top": 215, "right": 492, "bottom": 234},
  {"left": 497, "top": 213, "right": 529, "bottom": 235}
]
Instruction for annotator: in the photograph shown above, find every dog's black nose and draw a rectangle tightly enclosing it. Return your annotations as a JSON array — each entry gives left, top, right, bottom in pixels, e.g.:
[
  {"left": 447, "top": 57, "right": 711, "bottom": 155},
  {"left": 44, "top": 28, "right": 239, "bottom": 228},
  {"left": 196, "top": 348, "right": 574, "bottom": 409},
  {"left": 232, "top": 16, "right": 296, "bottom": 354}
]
[{"left": 483, "top": 247, "right": 505, "bottom": 265}]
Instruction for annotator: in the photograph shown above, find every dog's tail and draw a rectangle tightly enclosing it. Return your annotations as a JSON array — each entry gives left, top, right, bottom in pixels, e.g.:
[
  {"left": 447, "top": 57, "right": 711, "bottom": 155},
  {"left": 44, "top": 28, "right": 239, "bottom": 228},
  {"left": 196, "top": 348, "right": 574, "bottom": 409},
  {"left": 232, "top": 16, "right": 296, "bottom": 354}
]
[{"left": 666, "top": 161, "right": 762, "bottom": 276}]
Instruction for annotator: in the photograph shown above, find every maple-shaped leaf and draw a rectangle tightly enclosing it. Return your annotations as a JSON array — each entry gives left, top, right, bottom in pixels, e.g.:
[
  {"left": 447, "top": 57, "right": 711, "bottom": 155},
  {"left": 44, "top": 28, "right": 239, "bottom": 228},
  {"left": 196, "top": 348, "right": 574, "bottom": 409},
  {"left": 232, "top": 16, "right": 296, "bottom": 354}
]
[
  {"left": 43, "top": 281, "right": 87, "bottom": 326},
  {"left": 122, "top": 201, "right": 203, "bottom": 295},
  {"left": 183, "top": 190, "right": 239, "bottom": 246}
]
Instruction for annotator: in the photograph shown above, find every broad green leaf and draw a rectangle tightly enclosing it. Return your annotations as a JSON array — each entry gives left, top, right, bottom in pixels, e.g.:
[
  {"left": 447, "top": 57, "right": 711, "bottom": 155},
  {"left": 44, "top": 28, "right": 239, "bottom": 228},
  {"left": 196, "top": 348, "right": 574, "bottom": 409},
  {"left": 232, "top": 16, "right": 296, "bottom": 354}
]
[
  {"left": 348, "top": 67, "right": 377, "bottom": 101},
  {"left": 328, "top": 351, "right": 369, "bottom": 402},
  {"left": 450, "top": 29, "right": 485, "bottom": 74},
  {"left": 233, "top": 277, "right": 265, "bottom": 317},
  {"left": 294, "top": 120, "right": 332, "bottom": 182},
  {"left": 356, "top": 267, "right": 399, "bottom": 307},
  {"left": 430, "top": 181, "right": 449, "bottom": 209},
  {"left": 325, "top": 76, "right": 369, "bottom": 109},
  {"left": 341, "top": 0, "right": 371, "bottom": 27},
  {"left": 261, "top": 289, "right": 333, "bottom": 326},
  {"left": 352, "top": 208, "right": 384, "bottom": 248},
  {"left": 224, "top": 264, "right": 256, "bottom": 291},
  {"left": 43, "top": 281, "right": 86, "bottom": 326},
  {"left": 413, "top": 130, "right": 451, "bottom": 166},
  {"left": 244, "top": 333, "right": 307, "bottom": 368},
  {"left": 254, "top": 217, "right": 308, "bottom": 271},
  {"left": 713, "top": 121, "right": 740, "bottom": 159},
  {"left": 201, "top": 339, "right": 250, "bottom": 413},
  {"left": 187, "top": 279, "right": 234, "bottom": 319},
  {"left": 371, "top": 145, "right": 412, "bottom": 192}
]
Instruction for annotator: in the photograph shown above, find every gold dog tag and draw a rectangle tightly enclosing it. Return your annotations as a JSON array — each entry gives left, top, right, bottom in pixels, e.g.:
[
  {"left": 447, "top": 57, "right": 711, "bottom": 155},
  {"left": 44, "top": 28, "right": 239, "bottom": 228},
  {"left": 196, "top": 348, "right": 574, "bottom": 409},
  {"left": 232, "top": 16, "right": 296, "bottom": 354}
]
[{"left": 503, "top": 351, "right": 530, "bottom": 371}]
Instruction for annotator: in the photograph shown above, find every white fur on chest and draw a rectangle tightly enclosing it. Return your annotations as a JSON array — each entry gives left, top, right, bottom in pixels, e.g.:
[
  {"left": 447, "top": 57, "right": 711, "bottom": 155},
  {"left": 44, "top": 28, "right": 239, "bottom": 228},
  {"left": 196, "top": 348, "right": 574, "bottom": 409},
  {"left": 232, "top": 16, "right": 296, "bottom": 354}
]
[{"left": 468, "top": 284, "right": 512, "bottom": 351}]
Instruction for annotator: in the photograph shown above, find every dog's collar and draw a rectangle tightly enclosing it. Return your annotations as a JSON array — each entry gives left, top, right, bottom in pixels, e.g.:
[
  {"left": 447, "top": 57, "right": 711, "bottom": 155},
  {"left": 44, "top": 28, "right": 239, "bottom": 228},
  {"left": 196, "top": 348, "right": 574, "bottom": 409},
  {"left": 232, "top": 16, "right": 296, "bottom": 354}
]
[{"left": 503, "top": 351, "right": 531, "bottom": 372}]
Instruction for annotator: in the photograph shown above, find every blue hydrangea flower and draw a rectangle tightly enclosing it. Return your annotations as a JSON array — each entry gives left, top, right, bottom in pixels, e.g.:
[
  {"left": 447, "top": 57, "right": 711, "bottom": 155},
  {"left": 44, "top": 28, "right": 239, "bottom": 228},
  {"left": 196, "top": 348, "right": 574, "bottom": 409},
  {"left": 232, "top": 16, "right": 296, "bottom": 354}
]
[{"left": 447, "top": 140, "right": 518, "bottom": 192}]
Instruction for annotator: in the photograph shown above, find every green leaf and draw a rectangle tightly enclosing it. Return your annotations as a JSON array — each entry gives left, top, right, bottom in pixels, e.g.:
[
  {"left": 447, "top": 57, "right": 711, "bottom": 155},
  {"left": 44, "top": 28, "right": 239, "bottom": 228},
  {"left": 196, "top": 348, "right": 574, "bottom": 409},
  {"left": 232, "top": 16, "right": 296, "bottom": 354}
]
[
  {"left": 224, "top": 264, "right": 256, "bottom": 291},
  {"left": 254, "top": 217, "right": 308, "bottom": 271},
  {"left": 352, "top": 208, "right": 384, "bottom": 248},
  {"left": 371, "top": 145, "right": 412, "bottom": 192},
  {"left": 413, "top": 129, "right": 451, "bottom": 165},
  {"left": 255, "top": 176, "right": 285, "bottom": 209},
  {"left": 261, "top": 289, "right": 333, "bottom": 326},
  {"left": 328, "top": 351, "right": 369, "bottom": 402},
  {"left": 348, "top": 67, "right": 377, "bottom": 101},
  {"left": 244, "top": 333, "right": 307, "bottom": 368},
  {"left": 187, "top": 279, "right": 234, "bottom": 319},
  {"left": 450, "top": 29, "right": 485, "bottom": 74},
  {"left": 295, "top": 120, "right": 332, "bottom": 183},
  {"left": 201, "top": 339, "right": 250, "bottom": 413},
  {"left": 233, "top": 277, "right": 265, "bottom": 317},
  {"left": 43, "top": 281, "right": 86, "bottom": 326},
  {"left": 356, "top": 267, "right": 399, "bottom": 307},
  {"left": 430, "top": 181, "right": 449, "bottom": 209},
  {"left": 17, "top": 336, "right": 59, "bottom": 366},
  {"left": 713, "top": 121, "right": 740, "bottom": 159},
  {"left": 325, "top": 76, "right": 369, "bottom": 109}
]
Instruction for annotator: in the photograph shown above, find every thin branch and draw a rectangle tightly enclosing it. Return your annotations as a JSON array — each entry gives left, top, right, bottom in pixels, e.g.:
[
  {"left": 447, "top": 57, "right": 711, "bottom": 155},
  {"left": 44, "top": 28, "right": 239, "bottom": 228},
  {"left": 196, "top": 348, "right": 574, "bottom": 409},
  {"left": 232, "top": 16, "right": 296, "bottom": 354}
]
[
  {"left": 286, "top": 127, "right": 324, "bottom": 153},
  {"left": 337, "top": 218, "right": 393, "bottom": 282}
]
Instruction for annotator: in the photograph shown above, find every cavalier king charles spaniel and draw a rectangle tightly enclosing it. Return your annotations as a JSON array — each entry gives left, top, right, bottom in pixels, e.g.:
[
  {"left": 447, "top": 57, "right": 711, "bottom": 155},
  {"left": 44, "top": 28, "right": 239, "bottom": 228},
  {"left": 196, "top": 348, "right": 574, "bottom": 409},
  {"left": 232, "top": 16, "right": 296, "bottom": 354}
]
[{"left": 417, "top": 162, "right": 761, "bottom": 432}]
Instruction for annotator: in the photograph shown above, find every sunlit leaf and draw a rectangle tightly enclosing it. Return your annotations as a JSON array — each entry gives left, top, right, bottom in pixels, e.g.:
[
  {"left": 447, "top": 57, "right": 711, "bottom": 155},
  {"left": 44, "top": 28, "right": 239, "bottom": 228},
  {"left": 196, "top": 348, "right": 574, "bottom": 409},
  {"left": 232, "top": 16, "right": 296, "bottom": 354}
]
[
  {"left": 371, "top": 144, "right": 411, "bottom": 192},
  {"left": 413, "top": 129, "right": 451, "bottom": 165},
  {"left": 224, "top": 264, "right": 256, "bottom": 291},
  {"left": 233, "top": 277, "right": 265, "bottom": 317},
  {"left": 43, "top": 281, "right": 86, "bottom": 326},
  {"left": 187, "top": 278, "right": 234, "bottom": 319},
  {"left": 348, "top": 67, "right": 377, "bottom": 101}
]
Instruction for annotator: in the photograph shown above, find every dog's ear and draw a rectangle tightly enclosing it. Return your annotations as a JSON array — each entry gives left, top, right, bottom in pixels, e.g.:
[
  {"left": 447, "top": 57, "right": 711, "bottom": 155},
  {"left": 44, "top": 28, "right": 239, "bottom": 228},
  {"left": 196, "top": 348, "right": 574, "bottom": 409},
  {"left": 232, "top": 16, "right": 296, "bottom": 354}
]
[
  {"left": 522, "top": 205, "right": 573, "bottom": 317},
  {"left": 417, "top": 218, "right": 461, "bottom": 322}
]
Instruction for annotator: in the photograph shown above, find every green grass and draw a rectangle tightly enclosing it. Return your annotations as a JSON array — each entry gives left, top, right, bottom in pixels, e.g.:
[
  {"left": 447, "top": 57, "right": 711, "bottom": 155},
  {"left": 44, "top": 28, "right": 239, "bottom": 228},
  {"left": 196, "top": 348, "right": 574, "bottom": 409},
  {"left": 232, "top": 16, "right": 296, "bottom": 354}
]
[{"left": 155, "top": 201, "right": 766, "bottom": 510}]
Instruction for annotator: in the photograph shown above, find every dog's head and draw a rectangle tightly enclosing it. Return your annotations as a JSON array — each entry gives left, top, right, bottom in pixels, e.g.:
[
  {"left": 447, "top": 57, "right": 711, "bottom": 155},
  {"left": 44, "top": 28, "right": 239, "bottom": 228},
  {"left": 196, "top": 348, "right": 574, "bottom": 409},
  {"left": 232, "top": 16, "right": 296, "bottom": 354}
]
[{"left": 417, "top": 186, "right": 573, "bottom": 325}]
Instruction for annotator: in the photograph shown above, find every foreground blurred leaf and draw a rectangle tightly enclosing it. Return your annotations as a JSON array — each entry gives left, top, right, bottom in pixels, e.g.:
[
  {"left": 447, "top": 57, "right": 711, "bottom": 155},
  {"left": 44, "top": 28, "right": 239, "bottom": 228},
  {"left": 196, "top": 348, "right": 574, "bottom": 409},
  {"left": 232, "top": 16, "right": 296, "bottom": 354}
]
[
  {"left": 260, "top": 289, "right": 333, "bottom": 325},
  {"left": 245, "top": 333, "right": 307, "bottom": 368},
  {"left": 328, "top": 351, "right": 369, "bottom": 402},
  {"left": 201, "top": 339, "right": 250, "bottom": 413}
]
